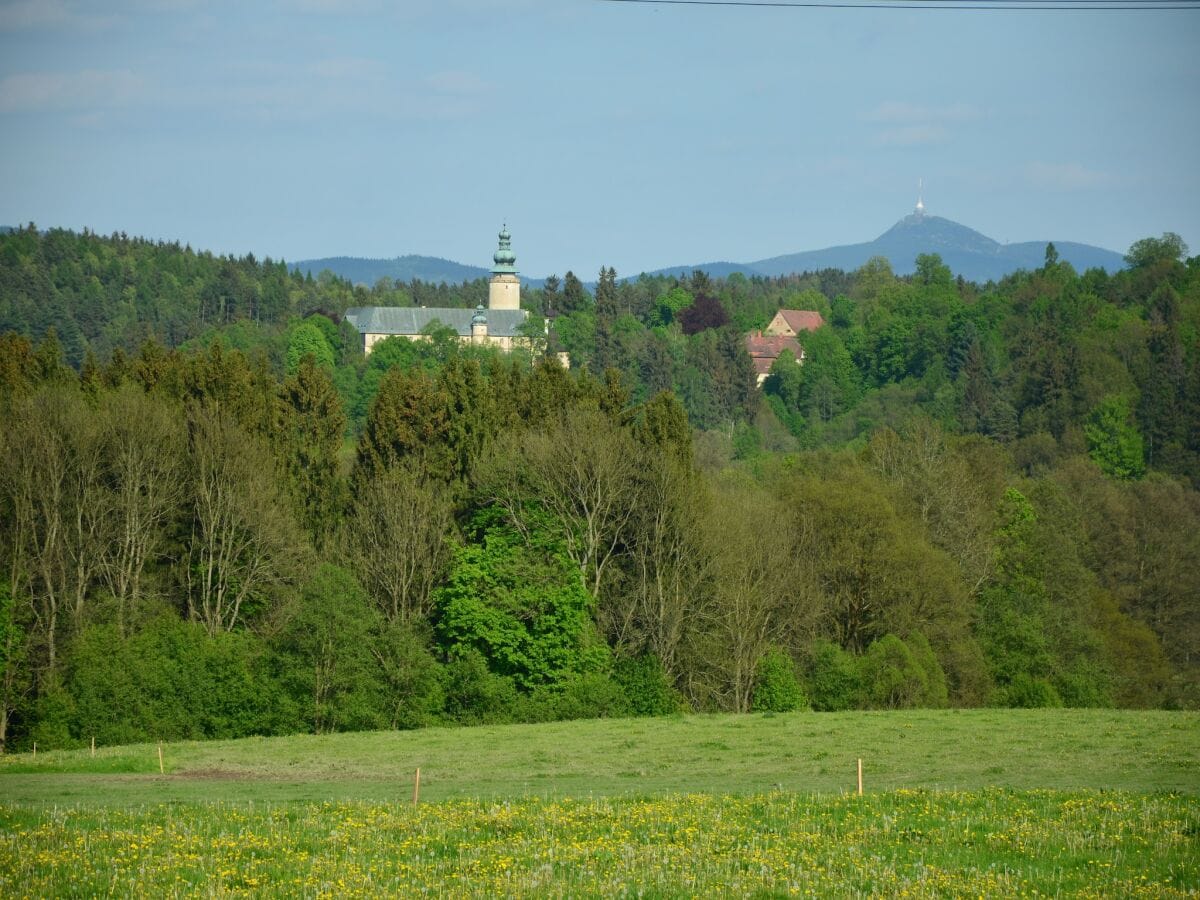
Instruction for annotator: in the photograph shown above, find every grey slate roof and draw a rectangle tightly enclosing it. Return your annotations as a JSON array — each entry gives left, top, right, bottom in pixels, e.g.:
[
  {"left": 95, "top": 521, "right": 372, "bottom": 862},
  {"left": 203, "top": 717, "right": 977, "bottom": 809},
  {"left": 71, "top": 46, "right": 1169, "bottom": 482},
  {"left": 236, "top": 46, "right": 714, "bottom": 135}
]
[{"left": 344, "top": 306, "right": 529, "bottom": 338}]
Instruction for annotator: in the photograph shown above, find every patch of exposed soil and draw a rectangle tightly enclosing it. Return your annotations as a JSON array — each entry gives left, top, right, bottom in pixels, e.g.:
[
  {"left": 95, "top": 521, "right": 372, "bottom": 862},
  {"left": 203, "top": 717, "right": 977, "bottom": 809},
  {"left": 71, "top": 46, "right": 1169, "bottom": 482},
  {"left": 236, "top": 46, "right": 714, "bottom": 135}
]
[{"left": 174, "top": 768, "right": 255, "bottom": 780}]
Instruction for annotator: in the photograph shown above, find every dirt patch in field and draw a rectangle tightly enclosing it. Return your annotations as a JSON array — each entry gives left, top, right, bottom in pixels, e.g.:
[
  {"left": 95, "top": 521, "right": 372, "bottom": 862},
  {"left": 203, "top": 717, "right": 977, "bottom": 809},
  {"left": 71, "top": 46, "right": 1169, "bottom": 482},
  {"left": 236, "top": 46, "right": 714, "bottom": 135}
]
[{"left": 174, "top": 768, "right": 256, "bottom": 780}]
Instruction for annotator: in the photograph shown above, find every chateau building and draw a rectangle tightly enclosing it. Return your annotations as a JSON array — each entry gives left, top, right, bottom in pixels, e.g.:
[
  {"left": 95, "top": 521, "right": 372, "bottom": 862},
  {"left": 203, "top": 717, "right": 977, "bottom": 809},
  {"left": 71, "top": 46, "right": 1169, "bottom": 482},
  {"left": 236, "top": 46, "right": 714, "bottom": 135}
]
[{"left": 345, "top": 226, "right": 531, "bottom": 354}]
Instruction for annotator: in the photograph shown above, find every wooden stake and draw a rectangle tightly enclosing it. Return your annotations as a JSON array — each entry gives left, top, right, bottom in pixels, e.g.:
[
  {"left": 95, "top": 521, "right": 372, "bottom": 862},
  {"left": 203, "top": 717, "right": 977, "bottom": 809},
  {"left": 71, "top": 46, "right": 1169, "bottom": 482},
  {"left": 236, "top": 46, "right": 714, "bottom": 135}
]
[
  {"left": 91, "top": 736, "right": 95, "bottom": 758},
  {"left": 32, "top": 742, "right": 36, "bottom": 758},
  {"left": 857, "top": 758, "right": 863, "bottom": 796},
  {"left": 413, "top": 767, "right": 421, "bottom": 806},
  {"left": 157, "top": 741, "right": 164, "bottom": 775}
]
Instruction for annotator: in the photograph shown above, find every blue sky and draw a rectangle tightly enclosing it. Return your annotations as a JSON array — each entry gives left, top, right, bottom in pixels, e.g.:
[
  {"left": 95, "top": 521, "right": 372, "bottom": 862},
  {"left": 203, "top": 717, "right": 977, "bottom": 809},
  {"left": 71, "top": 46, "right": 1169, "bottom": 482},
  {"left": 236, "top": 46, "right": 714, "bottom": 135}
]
[{"left": 1, "top": 0, "right": 1197, "bottom": 278}]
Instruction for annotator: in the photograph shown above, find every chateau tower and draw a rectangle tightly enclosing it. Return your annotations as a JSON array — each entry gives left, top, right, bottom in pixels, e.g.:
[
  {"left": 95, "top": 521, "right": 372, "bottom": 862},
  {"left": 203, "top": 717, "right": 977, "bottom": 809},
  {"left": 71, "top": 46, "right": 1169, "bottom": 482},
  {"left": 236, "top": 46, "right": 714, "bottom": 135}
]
[
  {"left": 471, "top": 304, "right": 488, "bottom": 344},
  {"left": 488, "top": 225, "right": 520, "bottom": 310}
]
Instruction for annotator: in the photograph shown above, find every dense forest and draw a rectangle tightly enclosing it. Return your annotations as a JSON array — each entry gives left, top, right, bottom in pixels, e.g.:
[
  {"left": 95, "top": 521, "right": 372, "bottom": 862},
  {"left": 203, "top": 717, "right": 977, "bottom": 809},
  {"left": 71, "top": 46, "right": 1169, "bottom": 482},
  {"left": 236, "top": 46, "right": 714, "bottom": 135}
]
[{"left": 0, "top": 224, "right": 1197, "bottom": 752}]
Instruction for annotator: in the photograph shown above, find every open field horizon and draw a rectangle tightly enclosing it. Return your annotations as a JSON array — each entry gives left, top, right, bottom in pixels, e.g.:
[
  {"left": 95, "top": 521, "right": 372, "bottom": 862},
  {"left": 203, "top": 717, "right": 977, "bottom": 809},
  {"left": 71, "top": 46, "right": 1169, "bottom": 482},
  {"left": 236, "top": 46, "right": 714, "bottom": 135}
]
[
  {"left": 3, "top": 708, "right": 1196, "bottom": 806},
  {"left": 3, "top": 709, "right": 1198, "bottom": 896}
]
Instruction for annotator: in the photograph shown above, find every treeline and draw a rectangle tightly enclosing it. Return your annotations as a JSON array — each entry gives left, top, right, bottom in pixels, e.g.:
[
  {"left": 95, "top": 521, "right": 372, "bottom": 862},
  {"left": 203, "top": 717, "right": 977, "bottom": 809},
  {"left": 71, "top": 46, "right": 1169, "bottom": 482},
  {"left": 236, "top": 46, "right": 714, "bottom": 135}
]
[
  {"left": 0, "top": 227, "right": 1198, "bottom": 752},
  {"left": 1, "top": 333, "right": 1197, "bottom": 752}
]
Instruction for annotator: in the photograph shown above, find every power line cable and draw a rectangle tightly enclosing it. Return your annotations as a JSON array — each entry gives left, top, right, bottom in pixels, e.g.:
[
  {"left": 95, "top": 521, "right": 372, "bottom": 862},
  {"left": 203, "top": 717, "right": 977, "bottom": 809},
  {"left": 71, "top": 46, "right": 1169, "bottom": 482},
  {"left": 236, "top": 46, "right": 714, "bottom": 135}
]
[{"left": 597, "top": 0, "right": 1200, "bottom": 10}]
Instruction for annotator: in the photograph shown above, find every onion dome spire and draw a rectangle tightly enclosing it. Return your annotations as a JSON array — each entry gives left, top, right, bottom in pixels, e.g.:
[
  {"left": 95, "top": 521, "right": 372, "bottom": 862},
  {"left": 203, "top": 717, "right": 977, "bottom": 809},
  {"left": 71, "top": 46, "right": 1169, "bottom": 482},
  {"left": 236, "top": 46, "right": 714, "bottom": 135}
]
[{"left": 492, "top": 224, "right": 517, "bottom": 274}]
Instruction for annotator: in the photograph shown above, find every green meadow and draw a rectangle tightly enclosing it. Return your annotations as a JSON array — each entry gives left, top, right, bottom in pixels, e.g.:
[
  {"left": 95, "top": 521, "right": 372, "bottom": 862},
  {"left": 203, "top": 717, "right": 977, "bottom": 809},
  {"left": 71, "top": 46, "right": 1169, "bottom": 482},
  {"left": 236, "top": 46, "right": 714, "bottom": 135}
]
[{"left": 2, "top": 710, "right": 1198, "bottom": 896}]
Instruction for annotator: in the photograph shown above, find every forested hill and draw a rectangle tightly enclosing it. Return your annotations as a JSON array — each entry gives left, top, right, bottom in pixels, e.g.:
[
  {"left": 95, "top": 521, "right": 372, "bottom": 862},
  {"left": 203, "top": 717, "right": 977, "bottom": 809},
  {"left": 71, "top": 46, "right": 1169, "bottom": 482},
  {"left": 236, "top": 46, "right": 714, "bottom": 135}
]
[
  {"left": 290, "top": 254, "right": 492, "bottom": 286},
  {"left": 1, "top": 225, "right": 1198, "bottom": 753}
]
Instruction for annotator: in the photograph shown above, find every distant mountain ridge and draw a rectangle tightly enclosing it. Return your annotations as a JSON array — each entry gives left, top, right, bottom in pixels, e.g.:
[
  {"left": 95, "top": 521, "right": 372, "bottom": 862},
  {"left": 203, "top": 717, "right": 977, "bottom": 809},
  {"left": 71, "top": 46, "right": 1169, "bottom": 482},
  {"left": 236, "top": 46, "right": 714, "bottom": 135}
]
[
  {"left": 289, "top": 212, "right": 1126, "bottom": 287},
  {"left": 742, "top": 214, "right": 1125, "bottom": 282}
]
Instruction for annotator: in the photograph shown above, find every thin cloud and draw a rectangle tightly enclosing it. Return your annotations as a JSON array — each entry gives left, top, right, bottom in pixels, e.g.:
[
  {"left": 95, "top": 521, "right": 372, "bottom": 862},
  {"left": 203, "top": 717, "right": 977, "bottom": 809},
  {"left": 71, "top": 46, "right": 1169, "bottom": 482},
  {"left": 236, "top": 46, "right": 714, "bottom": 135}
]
[
  {"left": 280, "top": 0, "right": 384, "bottom": 12},
  {"left": 310, "top": 57, "right": 388, "bottom": 81},
  {"left": 864, "top": 101, "right": 982, "bottom": 125},
  {"left": 196, "top": 61, "right": 492, "bottom": 125},
  {"left": 0, "top": 0, "right": 114, "bottom": 29},
  {"left": 873, "top": 125, "right": 949, "bottom": 147},
  {"left": 1025, "top": 161, "right": 1115, "bottom": 191},
  {"left": 423, "top": 70, "right": 491, "bottom": 97},
  {"left": 0, "top": 69, "right": 146, "bottom": 113},
  {"left": 863, "top": 101, "right": 981, "bottom": 147}
]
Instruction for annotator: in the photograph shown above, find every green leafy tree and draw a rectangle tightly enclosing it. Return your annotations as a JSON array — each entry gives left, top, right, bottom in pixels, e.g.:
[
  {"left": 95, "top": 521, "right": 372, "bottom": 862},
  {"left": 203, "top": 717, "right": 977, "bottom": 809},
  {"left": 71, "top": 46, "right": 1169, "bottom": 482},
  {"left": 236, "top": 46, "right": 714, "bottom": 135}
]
[
  {"left": 1085, "top": 395, "right": 1145, "bottom": 480},
  {"left": 559, "top": 271, "right": 590, "bottom": 315},
  {"left": 354, "top": 367, "right": 452, "bottom": 484},
  {"left": 434, "top": 510, "right": 609, "bottom": 690},
  {"left": 655, "top": 286, "right": 694, "bottom": 326},
  {"left": 276, "top": 356, "right": 347, "bottom": 549},
  {"left": 1125, "top": 232, "right": 1189, "bottom": 268},
  {"left": 285, "top": 320, "right": 336, "bottom": 374},
  {"left": 66, "top": 615, "right": 288, "bottom": 745}
]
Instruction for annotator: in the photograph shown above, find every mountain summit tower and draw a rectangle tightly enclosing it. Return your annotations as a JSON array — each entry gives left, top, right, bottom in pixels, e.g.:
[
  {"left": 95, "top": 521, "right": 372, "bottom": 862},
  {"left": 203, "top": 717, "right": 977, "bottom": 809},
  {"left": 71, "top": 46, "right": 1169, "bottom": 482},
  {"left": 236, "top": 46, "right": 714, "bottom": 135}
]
[{"left": 488, "top": 225, "right": 520, "bottom": 310}]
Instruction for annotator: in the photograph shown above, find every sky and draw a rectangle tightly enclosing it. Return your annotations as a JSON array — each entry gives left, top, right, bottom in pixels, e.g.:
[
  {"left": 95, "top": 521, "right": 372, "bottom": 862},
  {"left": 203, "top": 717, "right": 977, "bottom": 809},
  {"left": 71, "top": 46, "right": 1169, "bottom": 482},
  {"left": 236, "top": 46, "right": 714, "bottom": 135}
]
[{"left": 1, "top": 0, "right": 1197, "bottom": 279}]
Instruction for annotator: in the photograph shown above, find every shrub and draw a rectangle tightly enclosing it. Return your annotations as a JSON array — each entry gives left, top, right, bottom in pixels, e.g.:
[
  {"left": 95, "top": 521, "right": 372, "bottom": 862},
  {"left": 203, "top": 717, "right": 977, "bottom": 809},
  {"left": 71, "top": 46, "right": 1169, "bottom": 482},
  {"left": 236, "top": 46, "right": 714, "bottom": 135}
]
[
  {"left": 805, "top": 640, "right": 861, "bottom": 711},
  {"left": 441, "top": 649, "right": 520, "bottom": 725},
  {"left": 859, "top": 635, "right": 930, "bottom": 709},
  {"left": 276, "top": 565, "right": 387, "bottom": 734},
  {"left": 906, "top": 632, "right": 949, "bottom": 708},
  {"left": 752, "top": 647, "right": 808, "bottom": 712},
  {"left": 1054, "top": 658, "right": 1112, "bottom": 709},
  {"left": 529, "top": 673, "right": 632, "bottom": 722},
  {"left": 64, "top": 614, "right": 289, "bottom": 746},
  {"left": 1001, "top": 673, "right": 1063, "bottom": 708},
  {"left": 375, "top": 621, "right": 445, "bottom": 730},
  {"left": 613, "top": 654, "right": 682, "bottom": 717}
]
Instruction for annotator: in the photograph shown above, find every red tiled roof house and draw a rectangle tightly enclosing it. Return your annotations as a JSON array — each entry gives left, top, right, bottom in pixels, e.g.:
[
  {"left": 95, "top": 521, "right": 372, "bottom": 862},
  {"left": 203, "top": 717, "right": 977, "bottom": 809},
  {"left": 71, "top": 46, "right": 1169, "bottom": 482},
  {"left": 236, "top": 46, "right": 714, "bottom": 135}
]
[
  {"left": 766, "top": 309, "right": 824, "bottom": 337},
  {"left": 744, "top": 309, "right": 825, "bottom": 387}
]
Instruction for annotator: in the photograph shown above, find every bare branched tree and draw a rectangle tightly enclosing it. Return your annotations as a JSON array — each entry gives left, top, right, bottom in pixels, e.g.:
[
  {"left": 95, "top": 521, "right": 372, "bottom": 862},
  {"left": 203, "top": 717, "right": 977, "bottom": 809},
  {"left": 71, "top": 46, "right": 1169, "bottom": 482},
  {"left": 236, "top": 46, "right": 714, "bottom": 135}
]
[
  {"left": 605, "top": 454, "right": 711, "bottom": 685},
  {"left": 483, "top": 408, "right": 642, "bottom": 600},
  {"left": 184, "top": 403, "right": 305, "bottom": 635},
  {"left": 349, "top": 464, "right": 455, "bottom": 625},
  {"left": 99, "top": 386, "right": 187, "bottom": 634},
  {"left": 688, "top": 481, "right": 798, "bottom": 712},
  {"left": 0, "top": 386, "right": 107, "bottom": 674}
]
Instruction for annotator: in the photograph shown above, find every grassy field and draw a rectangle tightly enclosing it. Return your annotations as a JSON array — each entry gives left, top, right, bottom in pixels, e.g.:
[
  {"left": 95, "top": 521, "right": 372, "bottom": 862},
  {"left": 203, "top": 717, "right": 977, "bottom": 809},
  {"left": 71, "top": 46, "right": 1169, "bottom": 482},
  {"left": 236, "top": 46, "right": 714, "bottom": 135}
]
[
  {"left": 1, "top": 708, "right": 1197, "bottom": 804},
  {"left": 2, "top": 710, "right": 1198, "bottom": 896},
  {"left": 2, "top": 790, "right": 1196, "bottom": 896}
]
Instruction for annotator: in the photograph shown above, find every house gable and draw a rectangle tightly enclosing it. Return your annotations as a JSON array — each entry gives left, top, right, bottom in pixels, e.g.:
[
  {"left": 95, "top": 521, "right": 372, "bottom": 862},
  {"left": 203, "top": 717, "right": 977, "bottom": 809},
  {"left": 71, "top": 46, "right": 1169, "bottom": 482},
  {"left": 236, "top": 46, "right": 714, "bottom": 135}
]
[{"left": 766, "top": 309, "right": 824, "bottom": 337}]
